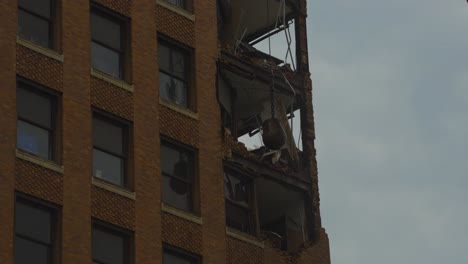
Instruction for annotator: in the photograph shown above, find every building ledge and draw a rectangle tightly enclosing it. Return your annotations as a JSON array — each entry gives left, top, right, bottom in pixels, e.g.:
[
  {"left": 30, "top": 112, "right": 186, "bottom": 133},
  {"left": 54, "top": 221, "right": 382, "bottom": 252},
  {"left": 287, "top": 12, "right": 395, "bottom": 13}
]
[
  {"left": 157, "top": 0, "right": 195, "bottom": 21},
  {"left": 161, "top": 203, "right": 203, "bottom": 225},
  {"left": 92, "top": 177, "right": 136, "bottom": 200},
  {"left": 16, "top": 149, "right": 64, "bottom": 174},
  {"left": 159, "top": 98, "right": 199, "bottom": 120},
  {"left": 17, "top": 37, "right": 64, "bottom": 62},
  {"left": 91, "top": 68, "right": 134, "bottom": 93},
  {"left": 226, "top": 228, "right": 265, "bottom": 248}
]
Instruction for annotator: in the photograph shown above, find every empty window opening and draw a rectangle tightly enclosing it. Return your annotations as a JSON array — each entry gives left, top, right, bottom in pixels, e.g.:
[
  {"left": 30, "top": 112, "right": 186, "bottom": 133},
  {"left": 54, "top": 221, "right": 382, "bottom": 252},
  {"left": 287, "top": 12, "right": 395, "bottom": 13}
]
[
  {"left": 256, "top": 177, "right": 309, "bottom": 251},
  {"left": 224, "top": 168, "right": 256, "bottom": 235}
]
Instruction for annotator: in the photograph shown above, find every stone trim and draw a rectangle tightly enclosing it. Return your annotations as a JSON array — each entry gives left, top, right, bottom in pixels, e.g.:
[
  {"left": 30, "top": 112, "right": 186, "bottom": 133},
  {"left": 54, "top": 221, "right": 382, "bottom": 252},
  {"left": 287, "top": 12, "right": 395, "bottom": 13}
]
[
  {"left": 17, "top": 37, "right": 64, "bottom": 62},
  {"left": 91, "top": 68, "right": 134, "bottom": 92},
  {"left": 92, "top": 178, "right": 136, "bottom": 200},
  {"left": 159, "top": 98, "right": 199, "bottom": 120},
  {"left": 156, "top": 0, "right": 195, "bottom": 21},
  {"left": 16, "top": 149, "right": 64, "bottom": 174},
  {"left": 161, "top": 203, "right": 203, "bottom": 224},
  {"left": 226, "top": 228, "right": 265, "bottom": 248}
]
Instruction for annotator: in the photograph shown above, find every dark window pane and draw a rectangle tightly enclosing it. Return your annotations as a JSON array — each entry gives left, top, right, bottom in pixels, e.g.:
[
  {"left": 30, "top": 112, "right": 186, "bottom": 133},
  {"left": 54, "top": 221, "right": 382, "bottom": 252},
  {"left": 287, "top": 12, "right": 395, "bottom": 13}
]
[
  {"left": 158, "top": 43, "right": 170, "bottom": 72},
  {"left": 159, "top": 72, "right": 187, "bottom": 107},
  {"left": 18, "top": 0, "right": 51, "bottom": 18},
  {"left": 163, "top": 0, "right": 186, "bottom": 9},
  {"left": 92, "top": 42, "right": 121, "bottom": 79},
  {"left": 15, "top": 237, "right": 50, "bottom": 264},
  {"left": 163, "top": 250, "right": 195, "bottom": 264},
  {"left": 162, "top": 174, "right": 192, "bottom": 211},
  {"left": 93, "top": 148, "right": 124, "bottom": 186},
  {"left": 17, "top": 86, "right": 52, "bottom": 128},
  {"left": 224, "top": 171, "right": 249, "bottom": 206},
  {"left": 226, "top": 202, "right": 251, "bottom": 233},
  {"left": 15, "top": 201, "right": 52, "bottom": 243},
  {"left": 17, "top": 10, "right": 50, "bottom": 48},
  {"left": 171, "top": 49, "right": 187, "bottom": 79},
  {"left": 93, "top": 117, "right": 123, "bottom": 155},
  {"left": 17, "top": 120, "right": 50, "bottom": 159},
  {"left": 161, "top": 144, "right": 193, "bottom": 181},
  {"left": 91, "top": 12, "right": 121, "bottom": 50},
  {"left": 93, "top": 227, "right": 125, "bottom": 264},
  {"left": 158, "top": 43, "right": 187, "bottom": 80}
]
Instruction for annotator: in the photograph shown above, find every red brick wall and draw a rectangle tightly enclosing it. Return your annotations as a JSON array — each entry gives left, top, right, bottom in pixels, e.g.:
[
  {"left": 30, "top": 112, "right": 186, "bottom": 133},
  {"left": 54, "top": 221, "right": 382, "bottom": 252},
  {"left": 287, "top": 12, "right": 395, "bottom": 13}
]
[
  {"left": 91, "top": 76, "right": 134, "bottom": 120},
  {"left": 16, "top": 45, "right": 63, "bottom": 92},
  {"left": 0, "top": 0, "right": 330, "bottom": 263},
  {"left": 15, "top": 159, "right": 64, "bottom": 205},
  {"left": 0, "top": 1, "right": 18, "bottom": 263}
]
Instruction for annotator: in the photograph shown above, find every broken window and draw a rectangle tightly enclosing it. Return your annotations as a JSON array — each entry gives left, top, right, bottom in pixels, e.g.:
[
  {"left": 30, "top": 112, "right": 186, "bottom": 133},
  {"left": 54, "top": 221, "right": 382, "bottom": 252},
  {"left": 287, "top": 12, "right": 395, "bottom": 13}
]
[
  {"left": 224, "top": 168, "right": 255, "bottom": 235},
  {"left": 158, "top": 38, "right": 192, "bottom": 109},
  {"left": 161, "top": 140, "right": 196, "bottom": 213}
]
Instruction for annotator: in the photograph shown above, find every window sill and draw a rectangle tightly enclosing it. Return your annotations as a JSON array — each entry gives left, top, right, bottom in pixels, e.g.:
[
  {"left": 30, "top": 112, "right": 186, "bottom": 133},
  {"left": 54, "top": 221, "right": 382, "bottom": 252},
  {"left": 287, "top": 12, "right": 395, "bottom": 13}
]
[
  {"left": 91, "top": 68, "right": 134, "bottom": 93},
  {"left": 226, "top": 228, "right": 265, "bottom": 248},
  {"left": 157, "top": 0, "right": 195, "bottom": 21},
  {"left": 16, "top": 149, "right": 64, "bottom": 174},
  {"left": 161, "top": 203, "right": 203, "bottom": 224},
  {"left": 159, "top": 98, "right": 198, "bottom": 120},
  {"left": 92, "top": 177, "right": 136, "bottom": 200},
  {"left": 17, "top": 37, "right": 64, "bottom": 62}
]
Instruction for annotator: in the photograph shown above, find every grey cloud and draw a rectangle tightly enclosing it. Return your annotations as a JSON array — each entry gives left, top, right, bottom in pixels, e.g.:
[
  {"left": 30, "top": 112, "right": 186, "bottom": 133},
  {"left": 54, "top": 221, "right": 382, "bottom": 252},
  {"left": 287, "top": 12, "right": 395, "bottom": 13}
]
[{"left": 309, "top": 0, "right": 468, "bottom": 263}]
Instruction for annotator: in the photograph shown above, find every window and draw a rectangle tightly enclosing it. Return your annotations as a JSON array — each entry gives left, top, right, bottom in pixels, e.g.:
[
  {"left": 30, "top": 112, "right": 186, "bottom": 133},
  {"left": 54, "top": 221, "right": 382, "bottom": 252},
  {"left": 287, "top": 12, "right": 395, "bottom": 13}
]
[
  {"left": 17, "top": 0, "right": 56, "bottom": 48},
  {"left": 91, "top": 6, "right": 129, "bottom": 80},
  {"left": 92, "top": 223, "right": 132, "bottom": 264},
  {"left": 162, "top": 0, "right": 193, "bottom": 13},
  {"left": 163, "top": 246, "right": 199, "bottom": 264},
  {"left": 158, "top": 38, "right": 192, "bottom": 108},
  {"left": 15, "top": 197, "right": 58, "bottom": 264},
  {"left": 161, "top": 140, "right": 196, "bottom": 212},
  {"left": 93, "top": 112, "right": 129, "bottom": 188},
  {"left": 224, "top": 169, "right": 255, "bottom": 235},
  {"left": 17, "top": 80, "right": 58, "bottom": 161}
]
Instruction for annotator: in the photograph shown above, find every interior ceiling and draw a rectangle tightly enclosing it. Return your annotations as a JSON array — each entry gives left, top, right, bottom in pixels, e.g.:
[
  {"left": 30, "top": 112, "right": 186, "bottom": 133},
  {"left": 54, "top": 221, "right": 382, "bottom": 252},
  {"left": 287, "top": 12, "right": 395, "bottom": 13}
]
[
  {"left": 222, "top": 68, "right": 295, "bottom": 122},
  {"left": 229, "top": 0, "right": 295, "bottom": 42}
]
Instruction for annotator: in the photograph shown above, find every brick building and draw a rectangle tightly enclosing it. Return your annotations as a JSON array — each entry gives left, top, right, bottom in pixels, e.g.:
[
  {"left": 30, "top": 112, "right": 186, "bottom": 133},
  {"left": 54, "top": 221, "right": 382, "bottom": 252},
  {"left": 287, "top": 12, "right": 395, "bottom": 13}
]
[{"left": 0, "top": 0, "right": 330, "bottom": 263}]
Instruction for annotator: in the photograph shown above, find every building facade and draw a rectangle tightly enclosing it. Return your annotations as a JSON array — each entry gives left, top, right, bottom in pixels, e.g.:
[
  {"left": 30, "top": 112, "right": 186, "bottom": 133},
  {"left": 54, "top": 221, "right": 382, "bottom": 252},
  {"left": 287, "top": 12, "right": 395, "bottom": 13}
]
[{"left": 0, "top": 0, "right": 330, "bottom": 263}]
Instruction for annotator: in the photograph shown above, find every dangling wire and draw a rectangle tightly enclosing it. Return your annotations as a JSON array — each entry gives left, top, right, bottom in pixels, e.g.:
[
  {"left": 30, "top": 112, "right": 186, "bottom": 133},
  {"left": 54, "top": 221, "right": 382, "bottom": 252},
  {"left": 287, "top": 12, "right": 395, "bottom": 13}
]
[
  {"left": 267, "top": 0, "right": 271, "bottom": 57},
  {"left": 270, "top": 69, "right": 275, "bottom": 118}
]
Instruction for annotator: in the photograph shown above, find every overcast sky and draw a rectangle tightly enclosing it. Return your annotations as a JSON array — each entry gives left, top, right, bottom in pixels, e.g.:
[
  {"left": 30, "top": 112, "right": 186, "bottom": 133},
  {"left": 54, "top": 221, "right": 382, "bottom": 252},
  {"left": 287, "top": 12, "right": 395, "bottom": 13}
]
[{"left": 307, "top": 0, "right": 468, "bottom": 263}]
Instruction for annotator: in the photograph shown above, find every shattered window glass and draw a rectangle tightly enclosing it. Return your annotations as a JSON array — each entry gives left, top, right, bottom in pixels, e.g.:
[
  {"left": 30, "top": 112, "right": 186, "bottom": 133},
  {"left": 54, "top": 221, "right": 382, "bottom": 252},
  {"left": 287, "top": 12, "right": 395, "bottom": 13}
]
[{"left": 158, "top": 39, "right": 190, "bottom": 108}]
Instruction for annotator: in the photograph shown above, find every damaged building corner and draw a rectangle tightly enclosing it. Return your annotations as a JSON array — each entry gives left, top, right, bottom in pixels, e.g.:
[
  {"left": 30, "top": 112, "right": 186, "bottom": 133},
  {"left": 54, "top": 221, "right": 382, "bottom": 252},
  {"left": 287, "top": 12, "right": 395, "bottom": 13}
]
[{"left": 217, "top": 0, "right": 330, "bottom": 260}]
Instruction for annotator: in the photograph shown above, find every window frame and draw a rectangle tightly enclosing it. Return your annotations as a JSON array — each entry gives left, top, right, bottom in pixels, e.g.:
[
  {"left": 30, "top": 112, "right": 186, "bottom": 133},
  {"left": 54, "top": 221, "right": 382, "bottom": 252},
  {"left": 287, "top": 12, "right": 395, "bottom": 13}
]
[
  {"left": 224, "top": 166, "right": 258, "bottom": 236},
  {"left": 163, "top": 244, "right": 200, "bottom": 264},
  {"left": 16, "top": 77, "right": 61, "bottom": 163},
  {"left": 160, "top": 137, "right": 198, "bottom": 214},
  {"left": 90, "top": 3, "right": 130, "bottom": 81},
  {"left": 14, "top": 193, "right": 61, "bottom": 264},
  {"left": 92, "top": 109, "right": 131, "bottom": 189},
  {"left": 17, "top": 0, "right": 56, "bottom": 49},
  {"left": 162, "top": 0, "right": 193, "bottom": 13},
  {"left": 92, "top": 220, "right": 133, "bottom": 264},
  {"left": 158, "top": 35, "right": 195, "bottom": 110}
]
